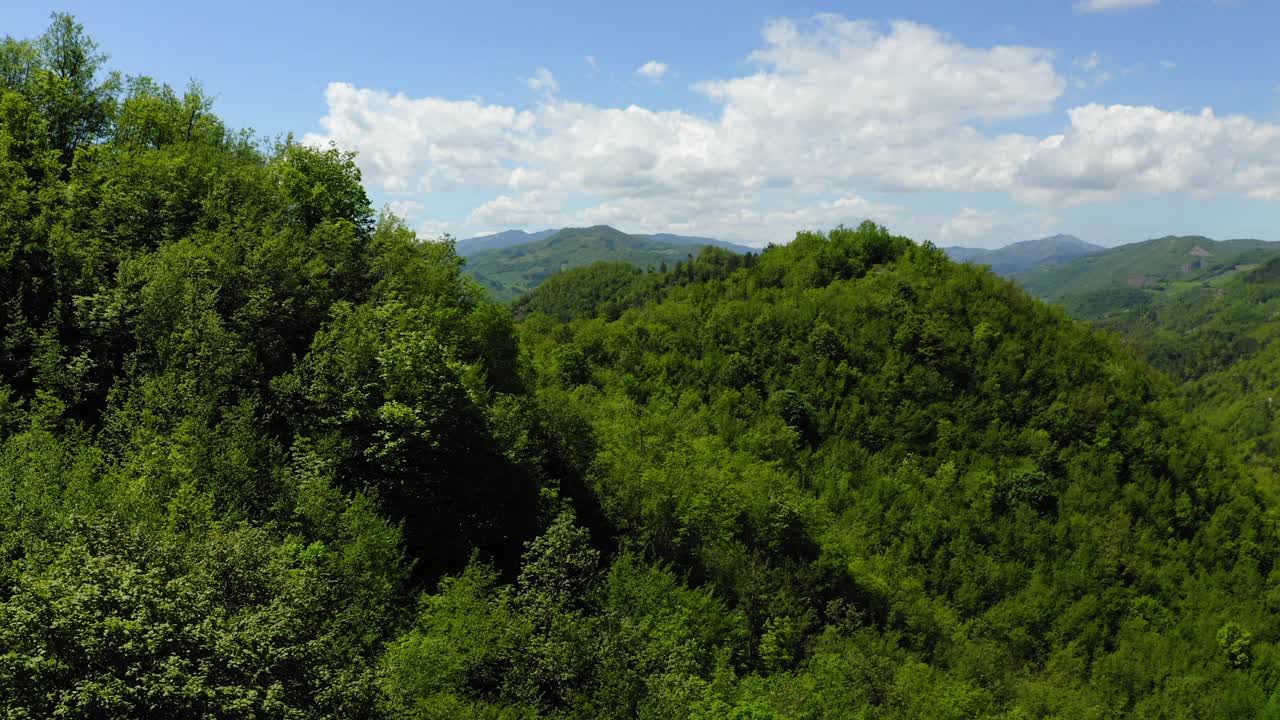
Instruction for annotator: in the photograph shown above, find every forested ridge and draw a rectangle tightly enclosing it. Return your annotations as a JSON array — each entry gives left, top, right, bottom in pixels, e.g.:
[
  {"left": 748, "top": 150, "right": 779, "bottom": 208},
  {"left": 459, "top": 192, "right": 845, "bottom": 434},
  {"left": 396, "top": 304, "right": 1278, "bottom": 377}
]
[
  {"left": 3, "top": 15, "right": 1280, "bottom": 719},
  {"left": 463, "top": 225, "right": 737, "bottom": 303}
]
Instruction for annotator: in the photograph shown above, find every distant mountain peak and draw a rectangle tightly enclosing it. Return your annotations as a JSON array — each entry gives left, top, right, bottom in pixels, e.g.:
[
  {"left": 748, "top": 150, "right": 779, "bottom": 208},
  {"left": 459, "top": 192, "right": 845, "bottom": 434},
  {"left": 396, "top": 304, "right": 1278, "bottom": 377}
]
[
  {"left": 456, "top": 228, "right": 558, "bottom": 257},
  {"left": 942, "top": 233, "right": 1102, "bottom": 276},
  {"left": 461, "top": 226, "right": 755, "bottom": 260}
]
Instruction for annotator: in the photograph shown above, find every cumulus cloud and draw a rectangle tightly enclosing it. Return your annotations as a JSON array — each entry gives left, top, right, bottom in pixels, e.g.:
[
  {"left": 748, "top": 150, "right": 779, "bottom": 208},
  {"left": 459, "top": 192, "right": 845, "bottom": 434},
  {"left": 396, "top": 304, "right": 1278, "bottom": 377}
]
[
  {"left": 636, "top": 60, "right": 668, "bottom": 82},
  {"left": 1016, "top": 104, "right": 1280, "bottom": 204},
  {"left": 305, "top": 13, "right": 1280, "bottom": 244},
  {"left": 1074, "top": 52, "right": 1102, "bottom": 71},
  {"left": 939, "top": 208, "right": 1061, "bottom": 245},
  {"left": 304, "top": 83, "right": 535, "bottom": 194},
  {"left": 1075, "top": 0, "right": 1159, "bottom": 12},
  {"left": 386, "top": 199, "right": 424, "bottom": 220},
  {"left": 526, "top": 67, "right": 558, "bottom": 94}
]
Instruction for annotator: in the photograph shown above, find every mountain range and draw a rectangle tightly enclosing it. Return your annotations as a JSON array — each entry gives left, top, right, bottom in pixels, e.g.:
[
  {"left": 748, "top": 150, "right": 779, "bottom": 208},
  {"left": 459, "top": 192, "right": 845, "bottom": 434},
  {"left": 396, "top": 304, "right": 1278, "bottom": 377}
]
[
  {"left": 458, "top": 227, "right": 753, "bottom": 258},
  {"left": 463, "top": 229, "right": 1280, "bottom": 317},
  {"left": 456, "top": 229, "right": 560, "bottom": 256},
  {"left": 942, "top": 234, "right": 1103, "bottom": 275},
  {"left": 462, "top": 225, "right": 753, "bottom": 301},
  {"left": 1012, "top": 235, "right": 1278, "bottom": 317}
]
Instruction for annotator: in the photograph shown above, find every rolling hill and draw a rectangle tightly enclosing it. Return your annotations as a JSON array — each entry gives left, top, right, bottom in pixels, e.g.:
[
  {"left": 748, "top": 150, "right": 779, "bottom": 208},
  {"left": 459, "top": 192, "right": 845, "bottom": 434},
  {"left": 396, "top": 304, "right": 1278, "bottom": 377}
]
[
  {"left": 943, "top": 234, "right": 1102, "bottom": 275},
  {"left": 463, "top": 225, "right": 744, "bottom": 301}
]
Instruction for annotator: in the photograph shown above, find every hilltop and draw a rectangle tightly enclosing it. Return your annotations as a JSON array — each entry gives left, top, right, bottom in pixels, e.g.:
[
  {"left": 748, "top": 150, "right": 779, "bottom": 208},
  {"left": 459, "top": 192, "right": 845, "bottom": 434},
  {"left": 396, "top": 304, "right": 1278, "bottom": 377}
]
[
  {"left": 509, "top": 224, "right": 1280, "bottom": 716},
  {"left": 641, "top": 232, "right": 755, "bottom": 254}
]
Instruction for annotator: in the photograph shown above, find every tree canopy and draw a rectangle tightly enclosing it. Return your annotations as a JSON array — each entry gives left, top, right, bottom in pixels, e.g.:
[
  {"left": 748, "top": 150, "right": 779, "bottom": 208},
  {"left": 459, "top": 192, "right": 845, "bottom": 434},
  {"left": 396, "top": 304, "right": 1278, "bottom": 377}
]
[{"left": 2, "top": 14, "right": 1279, "bottom": 719}]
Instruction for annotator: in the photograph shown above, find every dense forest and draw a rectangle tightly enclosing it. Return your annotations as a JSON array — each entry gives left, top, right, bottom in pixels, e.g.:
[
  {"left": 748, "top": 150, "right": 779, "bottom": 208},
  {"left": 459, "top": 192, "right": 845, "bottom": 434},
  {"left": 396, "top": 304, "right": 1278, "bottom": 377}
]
[
  {"left": 1065, "top": 252, "right": 1280, "bottom": 503},
  {"left": 3, "top": 14, "right": 1280, "bottom": 719}
]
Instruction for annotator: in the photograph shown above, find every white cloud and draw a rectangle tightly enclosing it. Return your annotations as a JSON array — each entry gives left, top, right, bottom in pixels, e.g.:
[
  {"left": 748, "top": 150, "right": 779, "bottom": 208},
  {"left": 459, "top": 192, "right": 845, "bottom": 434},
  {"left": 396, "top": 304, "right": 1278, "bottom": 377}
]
[
  {"left": 468, "top": 188, "right": 568, "bottom": 231},
  {"left": 584, "top": 55, "right": 597, "bottom": 77},
  {"left": 386, "top": 199, "right": 424, "bottom": 220},
  {"left": 415, "top": 218, "right": 456, "bottom": 240},
  {"left": 1075, "top": 0, "right": 1159, "bottom": 12},
  {"left": 303, "top": 83, "right": 535, "bottom": 194},
  {"left": 1070, "top": 51, "right": 1119, "bottom": 87},
  {"left": 526, "top": 67, "right": 558, "bottom": 94},
  {"left": 306, "top": 14, "right": 1280, "bottom": 245},
  {"left": 636, "top": 60, "right": 668, "bottom": 82},
  {"left": 1074, "top": 52, "right": 1102, "bottom": 71},
  {"left": 939, "top": 208, "right": 1060, "bottom": 245},
  {"left": 1016, "top": 104, "right": 1280, "bottom": 204}
]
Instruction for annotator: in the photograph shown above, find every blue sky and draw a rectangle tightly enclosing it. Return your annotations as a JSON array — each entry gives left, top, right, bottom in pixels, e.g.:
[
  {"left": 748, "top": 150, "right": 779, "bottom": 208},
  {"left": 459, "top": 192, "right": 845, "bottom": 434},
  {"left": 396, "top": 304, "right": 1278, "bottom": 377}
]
[{"left": 5, "top": 0, "right": 1280, "bottom": 248}]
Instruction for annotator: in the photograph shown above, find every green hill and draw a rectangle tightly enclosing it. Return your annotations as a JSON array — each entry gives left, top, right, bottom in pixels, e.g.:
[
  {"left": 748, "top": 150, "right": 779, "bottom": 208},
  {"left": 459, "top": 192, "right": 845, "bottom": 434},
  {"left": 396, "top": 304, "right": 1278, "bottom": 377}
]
[
  {"left": 1012, "top": 235, "right": 1279, "bottom": 318},
  {"left": 464, "top": 225, "right": 738, "bottom": 301},
  {"left": 512, "top": 223, "right": 1280, "bottom": 716}
]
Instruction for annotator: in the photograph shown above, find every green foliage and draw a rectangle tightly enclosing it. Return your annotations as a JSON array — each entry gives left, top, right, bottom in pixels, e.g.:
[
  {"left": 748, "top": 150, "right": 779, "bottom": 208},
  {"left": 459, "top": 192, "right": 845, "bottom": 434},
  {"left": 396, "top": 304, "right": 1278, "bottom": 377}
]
[
  {"left": 1051, "top": 252, "right": 1280, "bottom": 497},
  {"left": 379, "top": 515, "right": 747, "bottom": 720},
  {"left": 0, "top": 15, "right": 542, "bottom": 716},
  {"left": 513, "top": 261, "right": 645, "bottom": 321},
  {"left": 1218, "top": 622, "right": 1254, "bottom": 669}
]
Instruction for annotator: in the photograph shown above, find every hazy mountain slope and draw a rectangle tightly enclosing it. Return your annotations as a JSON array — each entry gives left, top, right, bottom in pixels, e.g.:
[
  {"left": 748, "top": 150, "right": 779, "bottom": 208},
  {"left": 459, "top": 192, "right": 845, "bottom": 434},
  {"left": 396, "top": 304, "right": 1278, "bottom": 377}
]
[
  {"left": 459, "top": 229, "right": 749, "bottom": 258},
  {"left": 943, "top": 234, "right": 1102, "bottom": 275},
  {"left": 642, "top": 232, "right": 756, "bottom": 254},
  {"left": 464, "top": 225, "right": 741, "bottom": 301},
  {"left": 457, "top": 228, "right": 558, "bottom": 256}
]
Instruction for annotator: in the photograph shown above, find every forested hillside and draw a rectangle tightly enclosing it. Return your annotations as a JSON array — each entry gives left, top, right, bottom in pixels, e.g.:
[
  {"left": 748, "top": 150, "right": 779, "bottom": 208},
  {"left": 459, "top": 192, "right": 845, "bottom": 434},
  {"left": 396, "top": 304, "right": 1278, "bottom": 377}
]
[
  {"left": 3, "top": 14, "right": 1280, "bottom": 719},
  {"left": 512, "top": 231, "right": 1280, "bottom": 717},
  {"left": 1057, "top": 253, "right": 1280, "bottom": 500},
  {"left": 1003, "top": 236, "right": 1280, "bottom": 500}
]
